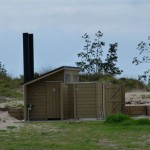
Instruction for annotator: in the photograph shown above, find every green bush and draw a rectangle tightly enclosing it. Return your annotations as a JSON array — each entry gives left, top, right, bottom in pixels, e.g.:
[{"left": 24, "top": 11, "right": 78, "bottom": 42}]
[{"left": 105, "top": 113, "right": 132, "bottom": 124}]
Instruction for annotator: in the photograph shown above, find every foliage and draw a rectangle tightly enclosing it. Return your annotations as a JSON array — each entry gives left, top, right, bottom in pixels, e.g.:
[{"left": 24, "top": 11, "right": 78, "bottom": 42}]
[
  {"left": 132, "top": 37, "right": 150, "bottom": 84},
  {"left": 105, "top": 113, "right": 131, "bottom": 124},
  {"left": 0, "top": 62, "right": 7, "bottom": 76},
  {"left": 118, "top": 77, "right": 146, "bottom": 91},
  {"left": 79, "top": 74, "right": 146, "bottom": 91},
  {"left": 76, "top": 31, "right": 123, "bottom": 76}
]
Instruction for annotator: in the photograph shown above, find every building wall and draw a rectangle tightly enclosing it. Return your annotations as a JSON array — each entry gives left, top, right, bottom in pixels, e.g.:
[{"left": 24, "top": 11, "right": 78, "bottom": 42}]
[
  {"left": 40, "top": 70, "right": 64, "bottom": 82},
  {"left": 25, "top": 69, "right": 79, "bottom": 120},
  {"left": 26, "top": 82, "right": 46, "bottom": 120},
  {"left": 61, "top": 84, "right": 74, "bottom": 119},
  {"left": 24, "top": 71, "right": 124, "bottom": 120},
  {"left": 74, "top": 83, "right": 98, "bottom": 118}
]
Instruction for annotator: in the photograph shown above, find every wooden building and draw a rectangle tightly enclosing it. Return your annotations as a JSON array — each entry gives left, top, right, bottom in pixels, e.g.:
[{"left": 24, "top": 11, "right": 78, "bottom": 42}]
[
  {"left": 23, "top": 66, "right": 125, "bottom": 121},
  {"left": 23, "top": 66, "right": 80, "bottom": 120}
]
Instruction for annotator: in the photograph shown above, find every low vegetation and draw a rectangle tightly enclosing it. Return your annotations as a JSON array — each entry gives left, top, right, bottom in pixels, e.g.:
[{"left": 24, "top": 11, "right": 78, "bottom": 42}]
[
  {"left": 105, "top": 113, "right": 150, "bottom": 126},
  {"left": 79, "top": 74, "right": 147, "bottom": 91},
  {"left": 105, "top": 113, "right": 131, "bottom": 124},
  {"left": 0, "top": 74, "right": 23, "bottom": 99}
]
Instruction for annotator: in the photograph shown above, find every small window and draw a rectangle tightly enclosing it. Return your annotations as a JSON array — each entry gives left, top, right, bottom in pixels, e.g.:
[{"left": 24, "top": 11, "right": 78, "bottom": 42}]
[
  {"left": 65, "top": 74, "right": 71, "bottom": 83},
  {"left": 73, "top": 74, "right": 79, "bottom": 82}
]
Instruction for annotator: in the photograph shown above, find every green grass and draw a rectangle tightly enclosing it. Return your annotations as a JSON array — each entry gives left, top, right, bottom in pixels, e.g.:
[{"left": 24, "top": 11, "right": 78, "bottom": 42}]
[
  {"left": 0, "top": 120, "right": 150, "bottom": 150},
  {"left": 105, "top": 113, "right": 131, "bottom": 124}
]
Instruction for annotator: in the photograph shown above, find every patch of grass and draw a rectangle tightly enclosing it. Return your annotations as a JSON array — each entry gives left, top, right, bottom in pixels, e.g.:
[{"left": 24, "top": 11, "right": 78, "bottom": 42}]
[
  {"left": 0, "top": 120, "right": 150, "bottom": 150},
  {"left": 105, "top": 113, "right": 132, "bottom": 124},
  {"left": 135, "top": 118, "right": 150, "bottom": 125},
  {"left": 0, "top": 88, "right": 22, "bottom": 98},
  {"left": 7, "top": 126, "right": 17, "bottom": 129},
  {"left": 0, "top": 74, "right": 23, "bottom": 99},
  {"left": 0, "top": 129, "right": 7, "bottom": 132}
]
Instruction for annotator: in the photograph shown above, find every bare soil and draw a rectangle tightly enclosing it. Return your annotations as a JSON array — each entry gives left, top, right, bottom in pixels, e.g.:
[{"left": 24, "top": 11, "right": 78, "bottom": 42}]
[{"left": 0, "top": 96, "right": 23, "bottom": 130}]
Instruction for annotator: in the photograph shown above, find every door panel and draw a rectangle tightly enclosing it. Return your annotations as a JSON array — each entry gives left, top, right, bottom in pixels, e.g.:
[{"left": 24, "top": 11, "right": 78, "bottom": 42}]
[{"left": 46, "top": 82, "right": 60, "bottom": 119}]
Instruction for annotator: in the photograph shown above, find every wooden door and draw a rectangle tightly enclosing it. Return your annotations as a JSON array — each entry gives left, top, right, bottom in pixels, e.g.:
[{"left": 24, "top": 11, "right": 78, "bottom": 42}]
[
  {"left": 46, "top": 82, "right": 61, "bottom": 119},
  {"left": 104, "top": 84, "right": 125, "bottom": 117}
]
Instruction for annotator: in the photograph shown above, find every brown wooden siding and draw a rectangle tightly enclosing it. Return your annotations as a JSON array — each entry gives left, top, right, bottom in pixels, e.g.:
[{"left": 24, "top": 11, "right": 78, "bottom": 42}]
[
  {"left": 26, "top": 82, "right": 46, "bottom": 120},
  {"left": 25, "top": 79, "right": 124, "bottom": 120},
  {"left": 74, "top": 83, "right": 97, "bottom": 118},
  {"left": 41, "top": 70, "right": 64, "bottom": 82},
  {"left": 61, "top": 84, "right": 74, "bottom": 119},
  {"left": 46, "top": 82, "right": 61, "bottom": 119}
]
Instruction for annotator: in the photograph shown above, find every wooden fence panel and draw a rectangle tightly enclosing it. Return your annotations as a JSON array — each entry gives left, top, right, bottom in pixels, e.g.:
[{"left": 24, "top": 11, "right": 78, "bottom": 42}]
[
  {"left": 104, "top": 84, "right": 125, "bottom": 117},
  {"left": 62, "top": 82, "right": 125, "bottom": 120},
  {"left": 74, "top": 83, "right": 97, "bottom": 118}
]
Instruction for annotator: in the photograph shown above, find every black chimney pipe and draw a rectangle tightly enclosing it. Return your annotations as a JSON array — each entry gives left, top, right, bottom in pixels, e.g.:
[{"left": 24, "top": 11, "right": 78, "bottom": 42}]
[{"left": 23, "top": 33, "right": 34, "bottom": 83}]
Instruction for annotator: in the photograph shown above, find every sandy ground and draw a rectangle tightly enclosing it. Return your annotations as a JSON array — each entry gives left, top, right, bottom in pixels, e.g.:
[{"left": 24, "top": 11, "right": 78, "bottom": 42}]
[
  {"left": 0, "top": 110, "right": 22, "bottom": 130},
  {"left": 125, "top": 91, "right": 150, "bottom": 106},
  {"left": 0, "top": 91, "right": 150, "bottom": 129},
  {"left": 0, "top": 96, "right": 23, "bottom": 130}
]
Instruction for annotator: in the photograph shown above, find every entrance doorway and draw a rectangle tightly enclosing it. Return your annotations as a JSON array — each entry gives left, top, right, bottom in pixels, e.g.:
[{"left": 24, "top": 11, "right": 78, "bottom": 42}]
[{"left": 46, "top": 82, "right": 61, "bottom": 119}]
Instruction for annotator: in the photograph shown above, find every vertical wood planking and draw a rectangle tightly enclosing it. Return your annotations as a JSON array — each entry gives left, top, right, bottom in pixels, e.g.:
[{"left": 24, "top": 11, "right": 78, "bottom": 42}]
[
  {"left": 74, "top": 83, "right": 77, "bottom": 119},
  {"left": 102, "top": 84, "right": 106, "bottom": 119},
  {"left": 60, "top": 83, "right": 64, "bottom": 120},
  {"left": 95, "top": 83, "right": 99, "bottom": 119},
  {"left": 23, "top": 85, "right": 27, "bottom": 120}
]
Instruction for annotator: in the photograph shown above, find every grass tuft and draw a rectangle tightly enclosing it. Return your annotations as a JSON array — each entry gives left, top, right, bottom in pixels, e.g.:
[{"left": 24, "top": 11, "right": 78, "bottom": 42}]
[
  {"left": 105, "top": 113, "right": 132, "bottom": 124},
  {"left": 135, "top": 118, "right": 150, "bottom": 125}
]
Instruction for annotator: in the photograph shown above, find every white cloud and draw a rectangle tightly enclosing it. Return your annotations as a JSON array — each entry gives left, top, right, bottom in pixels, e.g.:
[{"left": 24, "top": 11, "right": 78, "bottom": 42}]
[{"left": 0, "top": 0, "right": 150, "bottom": 35}]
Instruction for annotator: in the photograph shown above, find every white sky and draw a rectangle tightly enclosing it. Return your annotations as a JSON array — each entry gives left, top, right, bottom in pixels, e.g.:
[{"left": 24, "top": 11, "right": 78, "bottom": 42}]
[{"left": 0, "top": 0, "right": 150, "bottom": 78}]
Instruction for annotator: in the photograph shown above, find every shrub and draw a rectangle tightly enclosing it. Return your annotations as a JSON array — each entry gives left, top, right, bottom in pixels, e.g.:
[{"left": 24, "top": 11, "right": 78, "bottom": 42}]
[{"left": 105, "top": 113, "right": 132, "bottom": 124}]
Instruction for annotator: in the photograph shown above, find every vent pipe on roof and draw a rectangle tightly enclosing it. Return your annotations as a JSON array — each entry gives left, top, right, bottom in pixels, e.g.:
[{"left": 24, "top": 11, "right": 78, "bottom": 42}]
[{"left": 23, "top": 33, "right": 34, "bottom": 83}]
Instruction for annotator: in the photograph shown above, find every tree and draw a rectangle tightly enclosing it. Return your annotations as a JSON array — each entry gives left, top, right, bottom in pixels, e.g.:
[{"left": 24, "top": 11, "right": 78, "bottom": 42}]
[
  {"left": 132, "top": 36, "right": 150, "bottom": 84},
  {"left": 0, "top": 61, "right": 7, "bottom": 76},
  {"left": 76, "top": 31, "right": 123, "bottom": 75}
]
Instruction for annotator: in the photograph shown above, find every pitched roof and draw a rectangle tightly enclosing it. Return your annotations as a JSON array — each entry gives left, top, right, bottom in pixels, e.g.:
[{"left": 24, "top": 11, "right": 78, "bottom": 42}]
[{"left": 23, "top": 66, "right": 80, "bottom": 86}]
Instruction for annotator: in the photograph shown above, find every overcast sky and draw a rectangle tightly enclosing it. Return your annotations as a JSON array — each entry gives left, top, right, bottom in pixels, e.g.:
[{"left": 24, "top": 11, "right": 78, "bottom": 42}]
[{"left": 0, "top": 0, "right": 150, "bottom": 78}]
